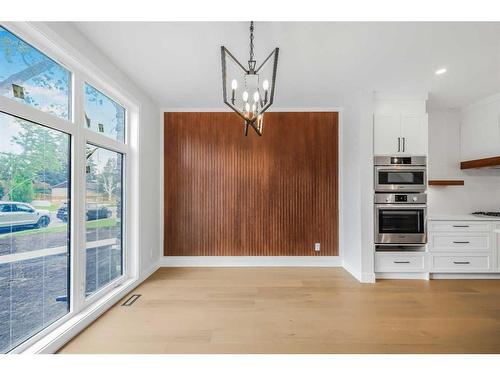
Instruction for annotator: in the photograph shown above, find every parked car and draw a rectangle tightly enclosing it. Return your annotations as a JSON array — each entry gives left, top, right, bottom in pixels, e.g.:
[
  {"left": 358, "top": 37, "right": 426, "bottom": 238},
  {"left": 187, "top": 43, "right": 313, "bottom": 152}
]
[
  {"left": 57, "top": 202, "right": 112, "bottom": 222},
  {"left": 57, "top": 202, "right": 69, "bottom": 222},
  {"left": 86, "top": 203, "right": 112, "bottom": 221},
  {"left": 0, "top": 201, "right": 51, "bottom": 229}
]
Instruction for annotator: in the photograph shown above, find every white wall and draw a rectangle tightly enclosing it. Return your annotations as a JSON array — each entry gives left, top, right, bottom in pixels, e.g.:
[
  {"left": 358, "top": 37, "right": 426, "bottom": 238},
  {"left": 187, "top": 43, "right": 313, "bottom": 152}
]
[
  {"left": 340, "top": 100, "right": 362, "bottom": 277},
  {"left": 340, "top": 91, "right": 375, "bottom": 283},
  {"left": 37, "top": 22, "right": 163, "bottom": 278},
  {"left": 428, "top": 108, "right": 500, "bottom": 214}
]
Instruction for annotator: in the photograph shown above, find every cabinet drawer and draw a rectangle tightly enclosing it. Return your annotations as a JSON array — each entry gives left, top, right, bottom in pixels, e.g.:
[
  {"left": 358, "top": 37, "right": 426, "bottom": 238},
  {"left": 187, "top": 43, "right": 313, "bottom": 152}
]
[
  {"left": 430, "top": 254, "right": 492, "bottom": 272},
  {"left": 428, "top": 221, "right": 491, "bottom": 233},
  {"left": 429, "top": 233, "right": 490, "bottom": 252},
  {"left": 375, "top": 252, "right": 426, "bottom": 272}
]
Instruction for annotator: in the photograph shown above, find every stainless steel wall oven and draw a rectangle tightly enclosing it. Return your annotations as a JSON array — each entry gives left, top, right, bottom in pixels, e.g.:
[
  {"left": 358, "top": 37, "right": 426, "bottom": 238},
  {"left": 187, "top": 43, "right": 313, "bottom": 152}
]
[
  {"left": 374, "top": 193, "right": 427, "bottom": 244},
  {"left": 374, "top": 156, "right": 426, "bottom": 192}
]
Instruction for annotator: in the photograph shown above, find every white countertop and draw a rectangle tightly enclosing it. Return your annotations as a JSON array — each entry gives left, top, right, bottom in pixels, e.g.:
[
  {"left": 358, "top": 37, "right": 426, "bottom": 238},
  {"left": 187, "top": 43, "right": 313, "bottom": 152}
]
[{"left": 428, "top": 214, "right": 500, "bottom": 221}]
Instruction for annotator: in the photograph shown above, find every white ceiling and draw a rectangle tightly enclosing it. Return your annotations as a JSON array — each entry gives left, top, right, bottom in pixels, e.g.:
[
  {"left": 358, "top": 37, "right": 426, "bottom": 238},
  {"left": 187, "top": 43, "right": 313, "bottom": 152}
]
[{"left": 72, "top": 22, "right": 500, "bottom": 109}]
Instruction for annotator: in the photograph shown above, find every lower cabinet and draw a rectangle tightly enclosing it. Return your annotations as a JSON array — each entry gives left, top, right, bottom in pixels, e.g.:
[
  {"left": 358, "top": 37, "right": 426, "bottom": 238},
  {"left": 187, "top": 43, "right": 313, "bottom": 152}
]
[
  {"left": 430, "top": 253, "right": 493, "bottom": 272},
  {"left": 428, "top": 220, "right": 498, "bottom": 274},
  {"left": 375, "top": 252, "right": 427, "bottom": 273},
  {"left": 375, "top": 220, "right": 500, "bottom": 278}
]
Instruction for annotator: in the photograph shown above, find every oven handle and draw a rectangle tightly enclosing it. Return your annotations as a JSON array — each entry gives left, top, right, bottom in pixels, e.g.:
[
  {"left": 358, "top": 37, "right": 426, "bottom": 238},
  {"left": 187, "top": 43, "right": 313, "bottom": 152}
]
[
  {"left": 374, "top": 166, "right": 427, "bottom": 171},
  {"left": 375, "top": 204, "right": 427, "bottom": 209}
]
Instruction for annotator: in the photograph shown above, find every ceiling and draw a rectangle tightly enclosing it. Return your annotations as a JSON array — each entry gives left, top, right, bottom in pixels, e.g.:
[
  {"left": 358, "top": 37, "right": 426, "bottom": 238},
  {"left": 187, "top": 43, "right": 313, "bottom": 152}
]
[{"left": 72, "top": 22, "right": 500, "bottom": 109}]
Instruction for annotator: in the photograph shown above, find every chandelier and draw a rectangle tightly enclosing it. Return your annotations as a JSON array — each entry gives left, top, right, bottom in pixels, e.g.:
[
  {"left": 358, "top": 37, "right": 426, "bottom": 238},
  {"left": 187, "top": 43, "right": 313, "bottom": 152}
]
[{"left": 221, "top": 21, "right": 279, "bottom": 136}]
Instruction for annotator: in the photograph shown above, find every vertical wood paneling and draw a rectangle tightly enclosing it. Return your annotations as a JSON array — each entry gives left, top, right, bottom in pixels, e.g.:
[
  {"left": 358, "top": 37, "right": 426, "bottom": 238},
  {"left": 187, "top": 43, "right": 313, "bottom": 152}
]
[{"left": 164, "top": 112, "right": 338, "bottom": 256}]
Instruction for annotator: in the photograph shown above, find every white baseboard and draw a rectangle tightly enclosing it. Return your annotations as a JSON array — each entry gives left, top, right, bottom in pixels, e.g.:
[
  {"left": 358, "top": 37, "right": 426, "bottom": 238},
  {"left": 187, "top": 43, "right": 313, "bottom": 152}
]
[
  {"left": 161, "top": 256, "right": 342, "bottom": 267},
  {"left": 361, "top": 272, "right": 376, "bottom": 283},
  {"left": 139, "top": 260, "right": 162, "bottom": 281},
  {"left": 342, "top": 261, "right": 376, "bottom": 283},
  {"left": 342, "top": 261, "right": 361, "bottom": 281},
  {"left": 430, "top": 273, "right": 500, "bottom": 279},
  {"left": 376, "top": 272, "right": 430, "bottom": 280},
  {"left": 23, "top": 260, "right": 161, "bottom": 354}
]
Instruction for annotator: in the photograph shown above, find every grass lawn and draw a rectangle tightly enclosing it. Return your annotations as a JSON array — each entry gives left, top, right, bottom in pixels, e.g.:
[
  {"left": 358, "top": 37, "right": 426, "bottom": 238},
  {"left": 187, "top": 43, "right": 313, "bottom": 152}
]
[
  {"left": 86, "top": 218, "right": 117, "bottom": 230},
  {"left": 0, "top": 218, "right": 118, "bottom": 238}
]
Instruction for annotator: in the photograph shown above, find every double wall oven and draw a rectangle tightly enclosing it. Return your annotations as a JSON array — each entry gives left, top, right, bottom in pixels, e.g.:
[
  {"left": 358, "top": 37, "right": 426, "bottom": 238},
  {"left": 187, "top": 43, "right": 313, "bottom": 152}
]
[{"left": 374, "top": 156, "right": 427, "bottom": 246}]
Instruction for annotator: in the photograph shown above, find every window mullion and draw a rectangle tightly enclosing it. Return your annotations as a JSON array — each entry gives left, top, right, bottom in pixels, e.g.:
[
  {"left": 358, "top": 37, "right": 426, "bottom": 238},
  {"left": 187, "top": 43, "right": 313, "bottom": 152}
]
[
  {"left": 71, "top": 73, "right": 87, "bottom": 313},
  {"left": 84, "top": 129, "right": 129, "bottom": 155},
  {"left": 0, "top": 96, "right": 75, "bottom": 136}
]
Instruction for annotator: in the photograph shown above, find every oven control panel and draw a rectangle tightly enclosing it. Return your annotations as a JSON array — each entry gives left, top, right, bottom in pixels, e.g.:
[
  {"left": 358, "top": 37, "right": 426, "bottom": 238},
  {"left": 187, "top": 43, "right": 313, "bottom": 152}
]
[{"left": 374, "top": 193, "right": 427, "bottom": 204}]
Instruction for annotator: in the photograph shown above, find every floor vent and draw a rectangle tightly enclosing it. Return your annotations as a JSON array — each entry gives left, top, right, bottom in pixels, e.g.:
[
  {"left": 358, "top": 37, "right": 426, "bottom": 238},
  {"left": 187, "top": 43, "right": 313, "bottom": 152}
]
[{"left": 121, "top": 294, "right": 141, "bottom": 307}]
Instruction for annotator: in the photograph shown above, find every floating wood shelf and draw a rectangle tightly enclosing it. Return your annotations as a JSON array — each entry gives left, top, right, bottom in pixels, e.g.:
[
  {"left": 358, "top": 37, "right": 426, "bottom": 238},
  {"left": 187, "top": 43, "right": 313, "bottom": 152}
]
[
  {"left": 461, "top": 156, "right": 500, "bottom": 169},
  {"left": 428, "top": 180, "right": 464, "bottom": 186}
]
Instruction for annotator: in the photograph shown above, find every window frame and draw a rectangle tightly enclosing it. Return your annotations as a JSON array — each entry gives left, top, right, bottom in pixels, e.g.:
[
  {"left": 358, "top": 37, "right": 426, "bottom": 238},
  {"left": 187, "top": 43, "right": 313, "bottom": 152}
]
[{"left": 0, "top": 22, "right": 140, "bottom": 354}]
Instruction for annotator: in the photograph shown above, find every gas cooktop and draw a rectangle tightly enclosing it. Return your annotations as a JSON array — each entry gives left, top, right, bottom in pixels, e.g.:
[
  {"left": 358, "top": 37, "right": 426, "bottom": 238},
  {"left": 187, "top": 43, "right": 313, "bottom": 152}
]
[{"left": 472, "top": 211, "right": 500, "bottom": 217}]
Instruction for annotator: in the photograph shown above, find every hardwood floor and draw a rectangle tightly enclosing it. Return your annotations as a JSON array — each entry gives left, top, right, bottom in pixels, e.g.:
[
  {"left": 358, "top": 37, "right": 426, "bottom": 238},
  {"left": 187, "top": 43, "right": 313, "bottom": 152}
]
[{"left": 58, "top": 268, "right": 500, "bottom": 354}]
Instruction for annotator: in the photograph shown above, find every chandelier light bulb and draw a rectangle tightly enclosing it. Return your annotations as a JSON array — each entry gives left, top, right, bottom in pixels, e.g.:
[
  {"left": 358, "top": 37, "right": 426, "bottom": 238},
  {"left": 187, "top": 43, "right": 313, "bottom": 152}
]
[
  {"left": 231, "top": 79, "right": 238, "bottom": 90},
  {"left": 263, "top": 80, "right": 269, "bottom": 91},
  {"left": 242, "top": 91, "right": 249, "bottom": 102},
  {"left": 245, "top": 102, "right": 250, "bottom": 112},
  {"left": 253, "top": 91, "right": 260, "bottom": 102},
  {"left": 252, "top": 103, "right": 256, "bottom": 113}
]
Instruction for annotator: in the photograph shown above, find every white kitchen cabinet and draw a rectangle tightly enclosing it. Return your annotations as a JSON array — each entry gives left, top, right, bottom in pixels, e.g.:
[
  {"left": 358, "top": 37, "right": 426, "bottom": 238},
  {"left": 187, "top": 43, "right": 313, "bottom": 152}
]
[
  {"left": 428, "top": 219, "right": 498, "bottom": 274},
  {"left": 401, "top": 114, "right": 428, "bottom": 155},
  {"left": 374, "top": 114, "right": 401, "bottom": 155},
  {"left": 374, "top": 114, "right": 428, "bottom": 155},
  {"left": 430, "top": 254, "right": 493, "bottom": 272},
  {"left": 375, "top": 252, "right": 427, "bottom": 273}
]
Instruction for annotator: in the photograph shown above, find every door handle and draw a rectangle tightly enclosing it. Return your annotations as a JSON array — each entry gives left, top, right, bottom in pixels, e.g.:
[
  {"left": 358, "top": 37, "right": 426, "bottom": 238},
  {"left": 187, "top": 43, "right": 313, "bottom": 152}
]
[
  {"left": 397, "top": 137, "right": 401, "bottom": 152},
  {"left": 453, "top": 261, "right": 470, "bottom": 265},
  {"left": 453, "top": 241, "right": 470, "bottom": 244},
  {"left": 393, "top": 261, "right": 410, "bottom": 264}
]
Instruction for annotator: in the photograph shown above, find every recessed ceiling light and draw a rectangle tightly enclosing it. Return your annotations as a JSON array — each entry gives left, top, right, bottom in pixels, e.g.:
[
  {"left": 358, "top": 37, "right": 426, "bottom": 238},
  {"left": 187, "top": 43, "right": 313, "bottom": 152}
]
[{"left": 435, "top": 68, "right": 447, "bottom": 75}]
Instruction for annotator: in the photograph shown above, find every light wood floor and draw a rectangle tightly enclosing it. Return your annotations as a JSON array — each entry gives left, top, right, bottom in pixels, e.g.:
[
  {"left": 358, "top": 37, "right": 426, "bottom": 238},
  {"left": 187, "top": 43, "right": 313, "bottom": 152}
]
[{"left": 58, "top": 268, "right": 500, "bottom": 354}]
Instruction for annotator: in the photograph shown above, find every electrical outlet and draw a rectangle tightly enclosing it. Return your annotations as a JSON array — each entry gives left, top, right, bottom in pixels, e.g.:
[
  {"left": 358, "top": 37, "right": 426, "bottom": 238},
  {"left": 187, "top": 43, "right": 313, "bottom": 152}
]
[{"left": 314, "top": 243, "right": 321, "bottom": 252}]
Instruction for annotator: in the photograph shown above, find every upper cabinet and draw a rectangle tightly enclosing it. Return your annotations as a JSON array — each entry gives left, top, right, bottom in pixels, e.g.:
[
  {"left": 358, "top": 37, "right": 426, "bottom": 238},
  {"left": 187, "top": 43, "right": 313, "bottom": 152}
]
[
  {"left": 460, "top": 94, "right": 500, "bottom": 163},
  {"left": 374, "top": 113, "right": 428, "bottom": 155},
  {"left": 401, "top": 114, "right": 428, "bottom": 155},
  {"left": 373, "top": 114, "right": 401, "bottom": 155}
]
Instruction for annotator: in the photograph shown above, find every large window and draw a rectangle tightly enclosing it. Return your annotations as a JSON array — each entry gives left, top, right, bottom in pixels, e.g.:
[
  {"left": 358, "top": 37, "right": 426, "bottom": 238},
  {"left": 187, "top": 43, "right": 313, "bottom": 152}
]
[
  {"left": 0, "top": 26, "right": 71, "bottom": 120},
  {"left": 0, "top": 24, "right": 132, "bottom": 353},
  {"left": 0, "top": 112, "right": 70, "bottom": 353},
  {"left": 85, "top": 146, "right": 123, "bottom": 296}
]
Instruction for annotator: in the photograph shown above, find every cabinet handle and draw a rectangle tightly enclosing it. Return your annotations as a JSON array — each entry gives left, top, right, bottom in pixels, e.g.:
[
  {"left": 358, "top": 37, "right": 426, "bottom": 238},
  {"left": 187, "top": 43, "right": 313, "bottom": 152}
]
[
  {"left": 453, "top": 261, "right": 470, "bottom": 265},
  {"left": 453, "top": 241, "right": 470, "bottom": 244},
  {"left": 402, "top": 137, "right": 406, "bottom": 152},
  {"left": 393, "top": 261, "right": 410, "bottom": 264},
  {"left": 453, "top": 225, "right": 469, "bottom": 228},
  {"left": 397, "top": 137, "right": 401, "bottom": 152}
]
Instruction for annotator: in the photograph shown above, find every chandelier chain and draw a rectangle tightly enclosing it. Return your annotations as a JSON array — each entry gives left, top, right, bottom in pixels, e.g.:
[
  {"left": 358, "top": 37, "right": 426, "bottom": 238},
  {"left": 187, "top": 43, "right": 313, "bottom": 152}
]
[{"left": 249, "top": 21, "right": 254, "bottom": 63}]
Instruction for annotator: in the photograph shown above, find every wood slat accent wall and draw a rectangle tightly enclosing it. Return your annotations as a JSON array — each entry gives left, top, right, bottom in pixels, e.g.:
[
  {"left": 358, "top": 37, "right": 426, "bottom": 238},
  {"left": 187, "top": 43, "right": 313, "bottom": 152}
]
[{"left": 164, "top": 112, "right": 338, "bottom": 256}]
